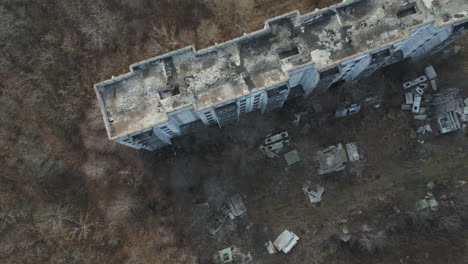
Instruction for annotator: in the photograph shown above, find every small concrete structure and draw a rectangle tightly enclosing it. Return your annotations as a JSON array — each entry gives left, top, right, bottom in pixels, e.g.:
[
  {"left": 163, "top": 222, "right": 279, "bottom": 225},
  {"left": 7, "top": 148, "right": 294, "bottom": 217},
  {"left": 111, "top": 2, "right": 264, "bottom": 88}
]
[
  {"left": 260, "top": 132, "right": 290, "bottom": 158},
  {"left": 94, "top": 0, "right": 468, "bottom": 151},
  {"left": 214, "top": 246, "right": 252, "bottom": 264},
  {"left": 273, "top": 229, "right": 299, "bottom": 254},
  {"left": 313, "top": 142, "right": 360, "bottom": 175}
]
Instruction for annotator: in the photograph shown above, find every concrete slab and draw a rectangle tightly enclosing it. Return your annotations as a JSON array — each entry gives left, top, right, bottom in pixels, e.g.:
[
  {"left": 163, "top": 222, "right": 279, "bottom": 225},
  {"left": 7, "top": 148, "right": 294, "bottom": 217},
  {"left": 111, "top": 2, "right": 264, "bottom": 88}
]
[{"left": 284, "top": 150, "right": 300, "bottom": 166}]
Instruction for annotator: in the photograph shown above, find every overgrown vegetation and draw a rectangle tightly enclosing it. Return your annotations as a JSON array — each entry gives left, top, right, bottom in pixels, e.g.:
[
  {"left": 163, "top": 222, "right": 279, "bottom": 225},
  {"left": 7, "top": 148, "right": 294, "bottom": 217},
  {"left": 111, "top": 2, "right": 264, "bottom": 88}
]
[{"left": 0, "top": 0, "right": 338, "bottom": 263}]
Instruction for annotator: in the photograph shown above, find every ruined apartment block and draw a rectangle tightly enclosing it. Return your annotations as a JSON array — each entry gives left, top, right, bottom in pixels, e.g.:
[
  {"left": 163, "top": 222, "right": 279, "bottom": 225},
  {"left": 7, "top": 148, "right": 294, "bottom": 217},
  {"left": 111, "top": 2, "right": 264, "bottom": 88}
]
[{"left": 95, "top": 0, "right": 468, "bottom": 151}]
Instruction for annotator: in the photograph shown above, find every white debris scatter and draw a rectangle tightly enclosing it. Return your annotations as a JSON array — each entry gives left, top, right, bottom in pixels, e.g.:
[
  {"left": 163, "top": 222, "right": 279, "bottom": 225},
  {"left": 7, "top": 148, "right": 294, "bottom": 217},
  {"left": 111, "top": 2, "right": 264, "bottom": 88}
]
[{"left": 273, "top": 229, "right": 299, "bottom": 254}]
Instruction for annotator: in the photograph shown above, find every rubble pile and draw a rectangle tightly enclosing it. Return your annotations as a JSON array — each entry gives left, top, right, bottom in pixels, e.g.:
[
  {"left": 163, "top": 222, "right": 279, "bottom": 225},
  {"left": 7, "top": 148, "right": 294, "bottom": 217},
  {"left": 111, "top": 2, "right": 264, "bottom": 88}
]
[{"left": 401, "top": 65, "right": 468, "bottom": 143}]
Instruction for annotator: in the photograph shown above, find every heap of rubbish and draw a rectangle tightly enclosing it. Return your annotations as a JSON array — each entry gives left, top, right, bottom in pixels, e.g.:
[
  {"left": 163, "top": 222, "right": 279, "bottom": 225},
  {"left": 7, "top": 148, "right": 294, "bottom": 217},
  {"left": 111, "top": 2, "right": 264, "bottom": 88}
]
[{"left": 402, "top": 65, "right": 468, "bottom": 143}]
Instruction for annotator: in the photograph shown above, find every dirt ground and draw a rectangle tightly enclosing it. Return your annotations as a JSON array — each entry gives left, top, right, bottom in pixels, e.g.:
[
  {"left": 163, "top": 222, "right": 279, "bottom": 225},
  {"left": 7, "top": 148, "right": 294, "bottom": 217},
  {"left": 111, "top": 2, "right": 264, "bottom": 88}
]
[
  {"left": 1, "top": 1, "right": 467, "bottom": 263},
  {"left": 148, "top": 36, "right": 468, "bottom": 264}
]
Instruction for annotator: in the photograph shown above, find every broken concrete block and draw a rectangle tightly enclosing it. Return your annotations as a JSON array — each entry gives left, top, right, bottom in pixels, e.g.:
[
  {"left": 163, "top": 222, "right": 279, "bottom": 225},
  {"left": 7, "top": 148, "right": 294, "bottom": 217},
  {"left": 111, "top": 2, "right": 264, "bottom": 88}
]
[
  {"left": 265, "top": 132, "right": 289, "bottom": 145},
  {"left": 464, "top": 98, "right": 468, "bottom": 106},
  {"left": 415, "top": 87, "right": 425, "bottom": 96},
  {"left": 405, "top": 92, "right": 414, "bottom": 104},
  {"left": 225, "top": 194, "right": 247, "bottom": 220},
  {"left": 430, "top": 79, "right": 437, "bottom": 91},
  {"left": 273, "top": 230, "right": 299, "bottom": 254},
  {"left": 427, "top": 198, "right": 438, "bottom": 211},
  {"left": 345, "top": 143, "right": 360, "bottom": 162},
  {"left": 414, "top": 115, "right": 427, "bottom": 120},
  {"left": 208, "top": 213, "right": 226, "bottom": 236},
  {"left": 424, "top": 65, "right": 437, "bottom": 80},
  {"left": 259, "top": 145, "right": 277, "bottom": 159},
  {"left": 402, "top": 104, "right": 412, "bottom": 111},
  {"left": 284, "top": 150, "right": 300, "bottom": 166},
  {"left": 302, "top": 181, "right": 325, "bottom": 203},
  {"left": 341, "top": 225, "right": 351, "bottom": 242},
  {"left": 416, "top": 199, "right": 430, "bottom": 211},
  {"left": 265, "top": 241, "right": 277, "bottom": 255},
  {"left": 412, "top": 95, "right": 422, "bottom": 113}
]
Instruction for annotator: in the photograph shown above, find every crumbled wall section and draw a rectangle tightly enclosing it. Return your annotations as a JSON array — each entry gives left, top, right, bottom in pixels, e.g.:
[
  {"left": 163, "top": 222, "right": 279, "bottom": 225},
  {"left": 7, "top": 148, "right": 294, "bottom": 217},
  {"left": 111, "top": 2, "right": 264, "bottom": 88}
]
[{"left": 94, "top": 0, "right": 468, "bottom": 151}]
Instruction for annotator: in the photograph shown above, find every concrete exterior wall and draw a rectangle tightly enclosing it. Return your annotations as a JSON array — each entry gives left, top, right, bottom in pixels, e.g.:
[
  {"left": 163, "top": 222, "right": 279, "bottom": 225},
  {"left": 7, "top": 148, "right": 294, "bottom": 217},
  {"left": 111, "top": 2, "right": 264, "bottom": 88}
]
[{"left": 95, "top": 1, "right": 468, "bottom": 151}]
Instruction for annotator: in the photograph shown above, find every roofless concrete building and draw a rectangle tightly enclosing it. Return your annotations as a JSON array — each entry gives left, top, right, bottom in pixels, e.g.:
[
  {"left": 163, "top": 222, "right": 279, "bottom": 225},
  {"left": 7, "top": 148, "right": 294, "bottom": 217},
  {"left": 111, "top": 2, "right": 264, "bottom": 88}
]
[{"left": 95, "top": 0, "right": 468, "bottom": 151}]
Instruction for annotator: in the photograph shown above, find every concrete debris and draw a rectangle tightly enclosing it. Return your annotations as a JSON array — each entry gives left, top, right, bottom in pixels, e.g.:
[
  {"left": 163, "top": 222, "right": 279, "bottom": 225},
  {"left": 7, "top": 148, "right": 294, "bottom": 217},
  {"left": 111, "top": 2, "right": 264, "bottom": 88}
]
[
  {"left": 313, "top": 143, "right": 360, "bottom": 175},
  {"left": 412, "top": 95, "right": 422, "bottom": 114},
  {"left": 265, "top": 132, "right": 289, "bottom": 145},
  {"left": 405, "top": 92, "right": 414, "bottom": 104},
  {"left": 301, "top": 181, "right": 325, "bottom": 204},
  {"left": 413, "top": 114, "right": 427, "bottom": 120},
  {"left": 403, "top": 76, "right": 428, "bottom": 90},
  {"left": 345, "top": 143, "right": 360, "bottom": 162},
  {"left": 417, "top": 124, "right": 433, "bottom": 135},
  {"left": 402, "top": 66, "right": 468, "bottom": 142},
  {"left": 292, "top": 114, "right": 302, "bottom": 126},
  {"left": 341, "top": 225, "right": 351, "bottom": 242},
  {"left": 415, "top": 87, "right": 425, "bottom": 96},
  {"left": 401, "top": 104, "right": 412, "bottom": 111},
  {"left": 224, "top": 194, "right": 247, "bottom": 220},
  {"left": 292, "top": 112, "right": 307, "bottom": 126},
  {"left": 433, "top": 88, "right": 464, "bottom": 134},
  {"left": 427, "top": 198, "right": 439, "bottom": 211},
  {"left": 427, "top": 181, "right": 435, "bottom": 190},
  {"left": 424, "top": 65, "right": 437, "bottom": 81},
  {"left": 208, "top": 213, "right": 226, "bottom": 236},
  {"left": 416, "top": 199, "right": 430, "bottom": 211},
  {"left": 284, "top": 150, "right": 301, "bottom": 166},
  {"left": 273, "top": 229, "right": 299, "bottom": 254},
  {"left": 393, "top": 206, "right": 401, "bottom": 214},
  {"left": 265, "top": 241, "right": 277, "bottom": 255},
  {"left": 214, "top": 246, "right": 252, "bottom": 264},
  {"left": 260, "top": 132, "right": 290, "bottom": 158},
  {"left": 430, "top": 79, "right": 438, "bottom": 91},
  {"left": 335, "top": 104, "right": 361, "bottom": 118}
]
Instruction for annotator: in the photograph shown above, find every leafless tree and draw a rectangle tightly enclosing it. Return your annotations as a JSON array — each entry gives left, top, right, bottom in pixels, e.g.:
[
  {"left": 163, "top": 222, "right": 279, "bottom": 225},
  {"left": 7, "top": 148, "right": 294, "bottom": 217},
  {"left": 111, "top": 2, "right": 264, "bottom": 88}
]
[
  {"left": 36, "top": 205, "right": 72, "bottom": 235},
  {"left": 358, "top": 231, "right": 390, "bottom": 253},
  {"left": 196, "top": 19, "right": 222, "bottom": 47},
  {"left": 68, "top": 213, "right": 94, "bottom": 241}
]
